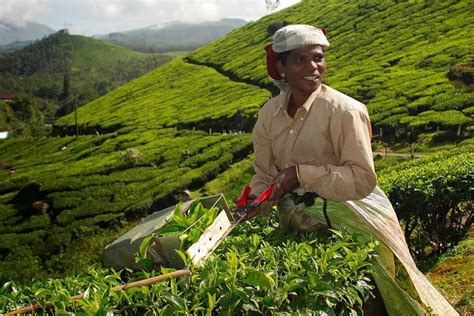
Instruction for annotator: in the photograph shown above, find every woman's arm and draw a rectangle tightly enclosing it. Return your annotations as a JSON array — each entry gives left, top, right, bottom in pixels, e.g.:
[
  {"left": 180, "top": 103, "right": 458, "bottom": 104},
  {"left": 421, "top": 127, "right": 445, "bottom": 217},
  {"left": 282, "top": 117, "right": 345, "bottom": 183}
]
[{"left": 250, "top": 109, "right": 279, "bottom": 196}]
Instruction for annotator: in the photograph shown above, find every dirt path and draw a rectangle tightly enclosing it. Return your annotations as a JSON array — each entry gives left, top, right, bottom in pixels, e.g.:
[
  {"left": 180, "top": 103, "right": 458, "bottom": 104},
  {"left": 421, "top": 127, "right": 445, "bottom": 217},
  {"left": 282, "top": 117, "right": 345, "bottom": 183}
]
[{"left": 373, "top": 151, "right": 427, "bottom": 158}]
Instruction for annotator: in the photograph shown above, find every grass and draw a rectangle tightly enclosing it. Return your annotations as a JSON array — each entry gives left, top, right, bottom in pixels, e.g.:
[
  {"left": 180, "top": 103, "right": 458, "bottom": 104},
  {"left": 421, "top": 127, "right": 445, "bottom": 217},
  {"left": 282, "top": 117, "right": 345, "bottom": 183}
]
[{"left": 426, "top": 227, "right": 474, "bottom": 314}]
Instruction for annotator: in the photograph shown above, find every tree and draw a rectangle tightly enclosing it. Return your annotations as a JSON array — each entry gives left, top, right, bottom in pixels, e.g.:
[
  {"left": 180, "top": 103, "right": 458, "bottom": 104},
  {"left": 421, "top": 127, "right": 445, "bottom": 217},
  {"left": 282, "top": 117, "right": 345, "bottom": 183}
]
[{"left": 11, "top": 95, "right": 33, "bottom": 121}]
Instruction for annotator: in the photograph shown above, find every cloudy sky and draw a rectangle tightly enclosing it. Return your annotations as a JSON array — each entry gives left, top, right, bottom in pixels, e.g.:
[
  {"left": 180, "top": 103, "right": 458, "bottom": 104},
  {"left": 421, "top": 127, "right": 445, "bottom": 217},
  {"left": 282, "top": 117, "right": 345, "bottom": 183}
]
[{"left": 0, "top": 0, "right": 300, "bottom": 35}]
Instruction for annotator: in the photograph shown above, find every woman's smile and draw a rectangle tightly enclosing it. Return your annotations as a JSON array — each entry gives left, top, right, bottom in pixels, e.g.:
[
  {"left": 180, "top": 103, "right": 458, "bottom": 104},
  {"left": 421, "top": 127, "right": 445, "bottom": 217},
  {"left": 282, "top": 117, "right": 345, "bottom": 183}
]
[{"left": 303, "top": 75, "right": 319, "bottom": 81}]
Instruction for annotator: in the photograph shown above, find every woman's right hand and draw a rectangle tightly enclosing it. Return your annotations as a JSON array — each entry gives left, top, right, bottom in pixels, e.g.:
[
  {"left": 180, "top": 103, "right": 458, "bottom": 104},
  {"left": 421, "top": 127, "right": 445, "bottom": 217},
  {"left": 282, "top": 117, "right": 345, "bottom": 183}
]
[{"left": 269, "top": 166, "right": 300, "bottom": 201}]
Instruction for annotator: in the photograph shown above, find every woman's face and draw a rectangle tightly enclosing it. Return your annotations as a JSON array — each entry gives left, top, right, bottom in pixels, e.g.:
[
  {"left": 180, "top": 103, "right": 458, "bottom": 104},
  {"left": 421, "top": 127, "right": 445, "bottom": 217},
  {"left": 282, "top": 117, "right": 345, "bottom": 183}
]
[{"left": 277, "top": 44, "right": 326, "bottom": 97}]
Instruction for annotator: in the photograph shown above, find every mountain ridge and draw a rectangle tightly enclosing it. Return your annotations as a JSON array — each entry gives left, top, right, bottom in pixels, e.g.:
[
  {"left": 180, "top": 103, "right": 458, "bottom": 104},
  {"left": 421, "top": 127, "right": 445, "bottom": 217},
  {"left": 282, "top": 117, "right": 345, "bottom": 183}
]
[
  {"left": 97, "top": 18, "right": 248, "bottom": 53},
  {"left": 0, "top": 20, "right": 55, "bottom": 45}
]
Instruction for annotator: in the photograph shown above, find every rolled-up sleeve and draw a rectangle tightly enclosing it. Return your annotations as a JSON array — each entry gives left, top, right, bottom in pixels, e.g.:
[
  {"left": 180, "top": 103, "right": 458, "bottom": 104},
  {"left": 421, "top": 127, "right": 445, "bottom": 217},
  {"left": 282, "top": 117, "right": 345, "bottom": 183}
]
[
  {"left": 250, "top": 110, "right": 279, "bottom": 196},
  {"left": 298, "top": 109, "right": 376, "bottom": 201}
]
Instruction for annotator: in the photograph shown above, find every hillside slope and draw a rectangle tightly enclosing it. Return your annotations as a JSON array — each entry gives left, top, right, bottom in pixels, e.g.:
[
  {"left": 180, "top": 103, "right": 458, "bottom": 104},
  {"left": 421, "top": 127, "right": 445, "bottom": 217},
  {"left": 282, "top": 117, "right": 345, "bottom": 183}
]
[
  {"left": 54, "top": 58, "right": 270, "bottom": 134},
  {"left": 0, "top": 60, "right": 268, "bottom": 281},
  {"left": 0, "top": 31, "right": 171, "bottom": 125},
  {"left": 53, "top": 0, "right": 473, "bottom": 143},
  {"left": 0, "top": 0, "right": 472, "bottom": 298},
  {"left": 189, "top": 0, "right": 473, "bottom": 140}
]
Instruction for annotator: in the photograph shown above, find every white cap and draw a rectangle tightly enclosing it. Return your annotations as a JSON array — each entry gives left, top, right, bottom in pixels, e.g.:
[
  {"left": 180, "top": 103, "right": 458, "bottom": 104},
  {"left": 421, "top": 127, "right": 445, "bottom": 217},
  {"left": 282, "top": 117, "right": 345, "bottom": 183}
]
[{"left": 273, "top": 24, "right": 329, "bottom": 53}]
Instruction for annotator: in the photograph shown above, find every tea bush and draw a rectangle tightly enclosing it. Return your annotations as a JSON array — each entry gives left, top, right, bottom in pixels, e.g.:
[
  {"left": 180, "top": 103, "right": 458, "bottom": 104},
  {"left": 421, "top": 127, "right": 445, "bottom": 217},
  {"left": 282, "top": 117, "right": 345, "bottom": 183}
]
[
  {"left": 379, "top": 146, "right": 473, "bottom": 259},
  {"left": 0, "top": 129, "right": 253, "bottom": 282},
  {"left": 0, "top": 215, "right": 376, "bottom": 315},
  {"left": 188, "top": 0, "right": 473, "bottom": 138},
  {"left": 53, "top": 59, "right": 271, "bottom": 134}
]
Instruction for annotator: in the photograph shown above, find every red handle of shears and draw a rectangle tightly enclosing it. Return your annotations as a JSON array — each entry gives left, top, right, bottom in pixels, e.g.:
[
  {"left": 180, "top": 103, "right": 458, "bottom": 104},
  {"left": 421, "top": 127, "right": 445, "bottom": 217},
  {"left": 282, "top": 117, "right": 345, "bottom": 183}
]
[
  {"left": 253, "top": 183, "right": 275, "bottom": 205},
  {"left": 234, "top": 184, "right": 275, "bottom": 208},
  {"left": 235, "top": 185, "right": 251, "bottom": 207}
]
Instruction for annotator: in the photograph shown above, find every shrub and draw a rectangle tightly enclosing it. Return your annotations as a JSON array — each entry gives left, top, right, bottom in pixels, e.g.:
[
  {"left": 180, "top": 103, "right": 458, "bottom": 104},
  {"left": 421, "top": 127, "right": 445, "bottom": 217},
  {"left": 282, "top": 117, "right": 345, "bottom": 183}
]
[
  {"left": 0, "top": 215, "right": 376, "bottom": 315},
  {"left": 379, "top": 147, "right": 473, "bottom": 259}
]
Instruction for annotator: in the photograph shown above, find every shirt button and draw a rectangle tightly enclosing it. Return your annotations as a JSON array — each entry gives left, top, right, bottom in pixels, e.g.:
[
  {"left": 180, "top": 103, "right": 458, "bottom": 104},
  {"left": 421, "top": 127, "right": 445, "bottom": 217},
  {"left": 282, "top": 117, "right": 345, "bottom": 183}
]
[
  {"left": 301, "top": 117, "right": 304, "bottom": 121},
  {"left": 289, "top": 129, "right": 294, "bottom": 134}
]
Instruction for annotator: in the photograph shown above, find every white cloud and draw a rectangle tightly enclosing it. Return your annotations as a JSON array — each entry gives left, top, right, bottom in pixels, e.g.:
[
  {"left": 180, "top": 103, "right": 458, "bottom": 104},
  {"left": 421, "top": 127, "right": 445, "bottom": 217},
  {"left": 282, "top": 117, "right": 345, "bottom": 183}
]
[
  {"left": 100, "top": 1, "right": 123, "bottom": 17},
  {"left": 0, "top": 0, "right": 51, "bottom": 26},
  {"left": 0, "top": 0, "right": 300, "bottom": 35}
]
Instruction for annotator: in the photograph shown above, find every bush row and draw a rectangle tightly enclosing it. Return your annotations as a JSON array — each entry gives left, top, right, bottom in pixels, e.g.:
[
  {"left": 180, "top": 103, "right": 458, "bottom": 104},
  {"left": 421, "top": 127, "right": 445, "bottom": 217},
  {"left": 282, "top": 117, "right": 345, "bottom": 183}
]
[
  {"left": 0, "top": 215, "right": 377, "bottom": 315},
  {"left": 0, "top": 129, "right": 252, "bottom": 282},
  {"left": 379, "top": 146, "right": 473, "bottom": 259},
  {"left": 187, "top": 0, "right": 473, "bottom": 135},
  {"left": 53, "top": 58, "right": 271, "bottom": 134},
  {"left": 198, "top": 145, "right": 473, "bottom": 263}
]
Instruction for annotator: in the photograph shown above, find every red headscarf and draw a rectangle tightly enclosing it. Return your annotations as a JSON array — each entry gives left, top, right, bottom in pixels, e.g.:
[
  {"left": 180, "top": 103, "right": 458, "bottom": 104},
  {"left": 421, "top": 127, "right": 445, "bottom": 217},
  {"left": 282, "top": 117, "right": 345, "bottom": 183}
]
[{"left": 264, "top": 43, "right": 281, "bottom": 80}]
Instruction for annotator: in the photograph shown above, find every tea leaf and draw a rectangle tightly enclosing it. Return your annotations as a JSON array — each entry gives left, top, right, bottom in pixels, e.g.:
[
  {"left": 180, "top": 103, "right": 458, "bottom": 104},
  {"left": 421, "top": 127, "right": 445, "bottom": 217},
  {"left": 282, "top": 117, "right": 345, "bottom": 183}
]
[
  {"left": 244, "top": 271, "right": 275, "bottom": 290},
  {"left": 162, "top": 293, "right": 187, "bottom": 311}
]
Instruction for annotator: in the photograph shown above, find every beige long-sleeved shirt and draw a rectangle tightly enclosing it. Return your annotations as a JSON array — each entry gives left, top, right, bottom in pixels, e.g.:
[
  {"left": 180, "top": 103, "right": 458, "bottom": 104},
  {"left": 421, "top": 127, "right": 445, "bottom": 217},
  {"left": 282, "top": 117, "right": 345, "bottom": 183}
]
[{"left": 251, "top": 84, "right": 376, "bottom": 201}]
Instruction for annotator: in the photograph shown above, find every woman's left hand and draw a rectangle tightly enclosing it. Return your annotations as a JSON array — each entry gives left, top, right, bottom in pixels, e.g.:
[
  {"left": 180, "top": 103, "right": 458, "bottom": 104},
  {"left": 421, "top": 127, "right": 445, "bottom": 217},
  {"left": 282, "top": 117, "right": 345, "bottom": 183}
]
[{"left": 269, "top": 166, "right": 300, "bottom": 201}]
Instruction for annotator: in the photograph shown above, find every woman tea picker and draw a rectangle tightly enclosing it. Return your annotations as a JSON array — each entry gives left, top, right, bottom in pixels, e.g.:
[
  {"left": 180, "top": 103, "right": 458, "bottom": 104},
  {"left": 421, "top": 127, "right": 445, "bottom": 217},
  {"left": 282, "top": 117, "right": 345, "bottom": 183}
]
[{"left": 245, "top": 24, "right": 457, "bottom": 315}]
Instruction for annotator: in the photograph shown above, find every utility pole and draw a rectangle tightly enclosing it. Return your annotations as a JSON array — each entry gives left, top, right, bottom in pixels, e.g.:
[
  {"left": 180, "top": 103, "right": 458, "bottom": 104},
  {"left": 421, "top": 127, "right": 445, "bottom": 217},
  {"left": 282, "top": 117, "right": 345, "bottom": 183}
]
[
  {"left": 74, "top": 95, "right": 78, "bottom": 137},
  {"left": 149, "top": 46, "right": 159, "bottom": 67}
]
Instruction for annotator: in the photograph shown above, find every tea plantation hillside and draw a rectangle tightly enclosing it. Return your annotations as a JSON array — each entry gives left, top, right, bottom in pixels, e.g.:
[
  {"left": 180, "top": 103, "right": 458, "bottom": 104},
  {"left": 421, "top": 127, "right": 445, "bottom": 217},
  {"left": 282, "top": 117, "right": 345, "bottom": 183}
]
[
  {"left": 0, "top": 30, "right": 172, "bottom": 124},
  {"left": 53, "top": 0, "right": 473, "bottom": 143},
  {"left": 189, "top": 0, "right": 473, "bottom": 142},
  {"left": 0, "top": 1, "right": 473, "bottom": 312},
  {"left": 0, "top": 128, "right": 252, "bottom": 281},
  {"left": 53, "top": 59, "right": 271, "bottom": 134}
]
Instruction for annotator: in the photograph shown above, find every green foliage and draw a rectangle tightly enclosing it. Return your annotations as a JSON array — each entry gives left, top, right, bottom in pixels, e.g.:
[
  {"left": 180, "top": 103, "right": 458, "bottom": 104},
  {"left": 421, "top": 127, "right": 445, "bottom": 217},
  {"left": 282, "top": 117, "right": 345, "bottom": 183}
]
[
  {"left": 400, "top": 110, "right": 472, "bottom": 128},
  {"left": 0, "top": 129, "right": 252, "bottom": 282},
  {"left": 157, "top": 202, "right": 219, "bottom": 249},
  {"left": 54, "top": 58, "right": 271, "bottom": 133},
  {"left": 0, "top": 215, "right": 376, "bottom": 315},
  {"left": 0, "top": 0, "right": 473, "bottom": 303},
  {"left": 135, "top": 202, "right": 219, "bottom": 271},
  {"left": 188, "top": 0, "right": 473, "bottom": 138},
  {"left": 0, "top": 31, "right": 172, "bottom": 124},
  {"left": 199, "top": 155, "right": 255, "bottom": 203},
  {"left": 0, "top": 95, "right": 51, "bottom": 137},
  {"left": 448, "top": 61, "right": 474, "bottom": 85},
  {"left": 379, "top": 146, "right": 473, "bottom": 259},
  {"left": 426, "top": 227, "right": 474, "bottom": 315}
]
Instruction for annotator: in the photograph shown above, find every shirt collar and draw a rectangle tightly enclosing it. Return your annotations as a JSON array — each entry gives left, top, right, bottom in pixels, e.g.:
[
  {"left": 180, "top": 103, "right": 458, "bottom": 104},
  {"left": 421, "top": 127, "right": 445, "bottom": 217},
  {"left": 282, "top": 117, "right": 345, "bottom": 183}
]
[{"left": 273, "top": 85, "right": 323, "bottom": 116}]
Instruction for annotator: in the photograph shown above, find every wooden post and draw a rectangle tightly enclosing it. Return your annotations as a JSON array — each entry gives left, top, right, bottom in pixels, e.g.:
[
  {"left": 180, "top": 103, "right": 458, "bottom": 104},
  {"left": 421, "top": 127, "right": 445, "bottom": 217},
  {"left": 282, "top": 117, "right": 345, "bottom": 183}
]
[{"left": 74, "top": 95, "right": 78, "bottom": 138}]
